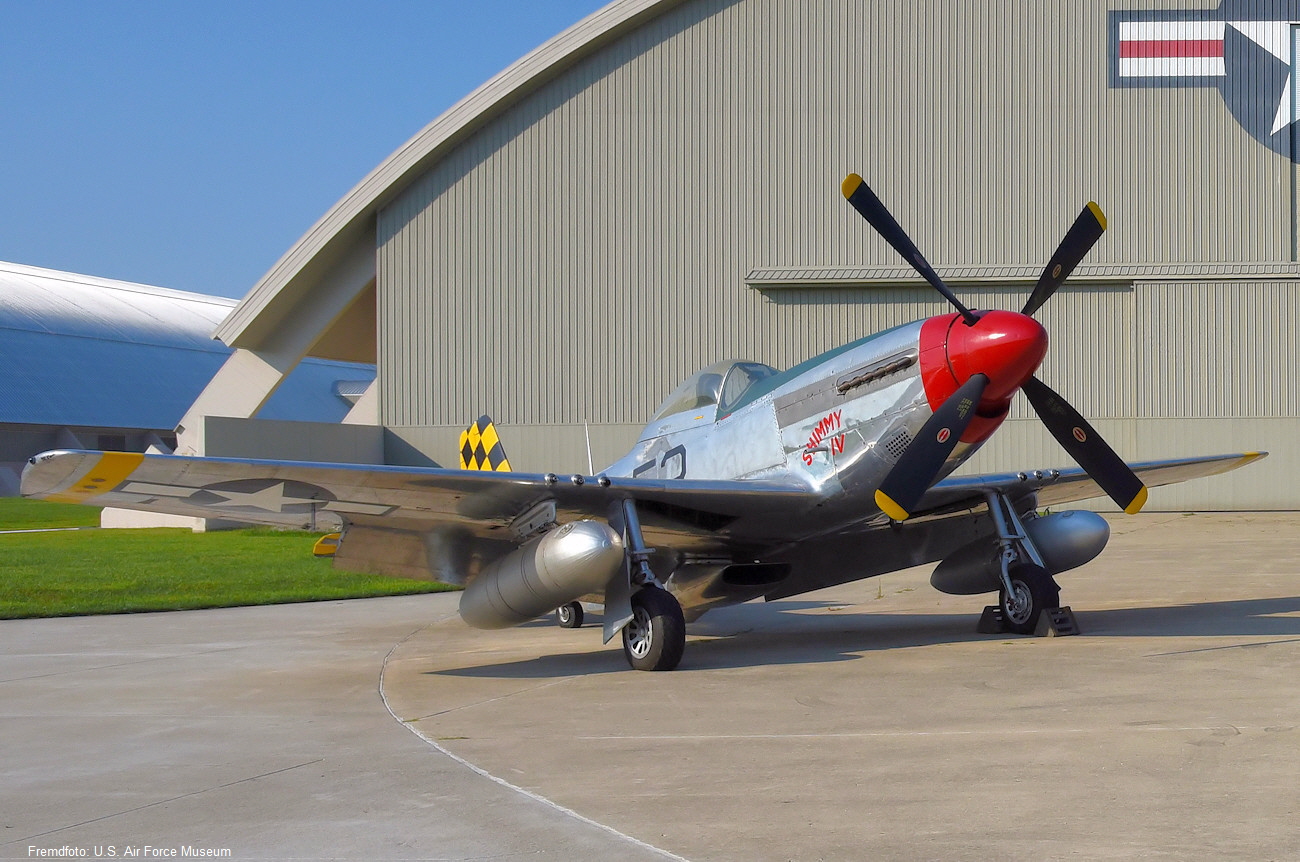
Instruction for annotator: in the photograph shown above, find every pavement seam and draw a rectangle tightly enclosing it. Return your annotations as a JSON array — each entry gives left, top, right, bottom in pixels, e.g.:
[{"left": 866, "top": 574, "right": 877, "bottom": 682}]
[
  {"left": 0, "top": 646, "right": 244, "bottom": 684},
  {"left": 377, "top": 624, "right": 692, "bottom": 862},
  {"left": 405, "top": 673, "right": 583, "bottom": 721},
  {"left": 4, "top": 759, "right": 324, "bottom": 847},
  {"left": 574, "top": 725, "right": 1274, "bottom": 741},
  {"left": 1145, "top": 636, "right": 1300, "bottom": 656}
]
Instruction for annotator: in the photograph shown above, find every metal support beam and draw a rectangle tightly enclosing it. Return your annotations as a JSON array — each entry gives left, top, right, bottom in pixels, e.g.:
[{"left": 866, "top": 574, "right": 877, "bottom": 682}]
[{"left": 175, "top": 240, "right": 376, "bottom": 456}]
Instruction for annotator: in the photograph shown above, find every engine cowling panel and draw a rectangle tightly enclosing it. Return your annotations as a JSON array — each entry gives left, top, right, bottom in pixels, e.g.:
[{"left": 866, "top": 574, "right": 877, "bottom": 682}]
[
  {"left": 459, "top": 519, "right": 624, "bottom": 629},
  {"left": 930, "top": 510, "right": 1110, "bottom": 595}
]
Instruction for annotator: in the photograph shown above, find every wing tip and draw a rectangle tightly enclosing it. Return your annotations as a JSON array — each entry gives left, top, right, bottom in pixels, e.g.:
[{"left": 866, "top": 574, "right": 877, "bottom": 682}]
[{"left": 25, "top": 450, "right": 144, "bottom": 503}]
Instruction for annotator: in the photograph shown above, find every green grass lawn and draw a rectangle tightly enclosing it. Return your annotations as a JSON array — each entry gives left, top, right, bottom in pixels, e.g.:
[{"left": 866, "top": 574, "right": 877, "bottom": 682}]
[
  {"left": 0, "top": 499, "right": 453, "bottom": 619},
  {"left": 0, "top": 496, "right": 102, "bottom": 529}
]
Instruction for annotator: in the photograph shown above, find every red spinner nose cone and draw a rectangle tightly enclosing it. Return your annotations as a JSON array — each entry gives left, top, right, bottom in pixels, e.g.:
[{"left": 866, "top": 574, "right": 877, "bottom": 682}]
[{"left": 946, "top": 310, "right": 1048, "bottom": 400}]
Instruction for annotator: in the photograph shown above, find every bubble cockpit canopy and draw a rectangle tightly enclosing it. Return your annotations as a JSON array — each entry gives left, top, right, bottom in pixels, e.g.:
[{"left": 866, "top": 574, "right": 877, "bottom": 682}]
[{"left": 650, "top": 360, "right": 781, "bottom": 422}]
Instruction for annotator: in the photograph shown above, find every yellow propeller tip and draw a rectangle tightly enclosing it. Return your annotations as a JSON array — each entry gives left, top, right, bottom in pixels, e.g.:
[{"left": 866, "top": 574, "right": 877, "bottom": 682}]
[
  {"left": 1086, "top": 201, "right": 1107, "bottom": 231},
  {"left": 875, "top": 489, "right": 910, "bottom": 522},
  {"left": 842, "top": 173, "right": 864, "bottom": 200},
  {"left": 1123, "top": 486, "right": 1149, "bottom": 515}
]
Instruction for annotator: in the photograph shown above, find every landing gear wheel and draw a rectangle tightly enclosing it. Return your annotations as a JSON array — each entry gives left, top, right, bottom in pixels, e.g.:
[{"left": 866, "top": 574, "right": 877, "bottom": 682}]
[
  {"left": 621, "top": 587, "right": 685, "bottom": 671},
  {"left": 555, "top": 601, "right": 584, "bottom": 628},
  {"left": 999, "top": 564, "right": 1061, "bottom": 635}
]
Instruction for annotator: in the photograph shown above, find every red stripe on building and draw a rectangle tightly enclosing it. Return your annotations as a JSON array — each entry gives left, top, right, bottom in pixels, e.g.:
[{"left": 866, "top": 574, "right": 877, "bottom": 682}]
[{"left": 1119, "top": 39, "right": 1224, "bottom": 59}]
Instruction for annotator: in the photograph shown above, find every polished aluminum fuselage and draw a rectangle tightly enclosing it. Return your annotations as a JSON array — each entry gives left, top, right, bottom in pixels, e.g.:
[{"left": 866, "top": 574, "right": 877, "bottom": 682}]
[{"left": 604, "top": 320, "right": 986, "bottom": 540}]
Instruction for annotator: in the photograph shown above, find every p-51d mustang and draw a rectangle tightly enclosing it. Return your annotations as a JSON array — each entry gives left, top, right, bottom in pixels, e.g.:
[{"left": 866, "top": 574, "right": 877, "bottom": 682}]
[{"left": 22, "top": 175, "right": 1264, "bottom": 671}]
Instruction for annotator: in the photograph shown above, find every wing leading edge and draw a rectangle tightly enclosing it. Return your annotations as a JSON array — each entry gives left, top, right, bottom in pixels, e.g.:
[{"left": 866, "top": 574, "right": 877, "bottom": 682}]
[
  {"left": 916, "top": 452, "right": 1267, "bottom": 518},
  {"left": 21, "top": 448, "right": 1266, "bottom": 589},
  {"left": 20, "top": 449, "right": 820, "bottom": 540},
  {"left": 23, "top": 449, "right": 1266, "bottom": 537}
]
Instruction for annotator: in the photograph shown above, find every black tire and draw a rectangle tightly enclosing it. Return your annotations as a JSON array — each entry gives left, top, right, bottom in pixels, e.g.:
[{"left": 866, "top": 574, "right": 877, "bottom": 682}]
[
  {"left": 556, "top": 601, "right": 584, "bottom": 629},
  {"left": 621, "top": 587, "right": 686, "bottom": 671},
  {"left": 999, "top": 564, "right": 1061, "bottom": 635}
]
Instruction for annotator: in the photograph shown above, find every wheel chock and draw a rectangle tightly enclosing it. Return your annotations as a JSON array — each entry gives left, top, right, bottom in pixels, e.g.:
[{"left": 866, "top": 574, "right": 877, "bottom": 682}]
[
  {"left": 977, "top": 605, "right": 1080, "bottom": 636},
  {"left": 1034, "top": 606, "right": 1080, "bottom": 637},
  {"left": 977, "top": 606, "right": 1005, "bottom": 634}
]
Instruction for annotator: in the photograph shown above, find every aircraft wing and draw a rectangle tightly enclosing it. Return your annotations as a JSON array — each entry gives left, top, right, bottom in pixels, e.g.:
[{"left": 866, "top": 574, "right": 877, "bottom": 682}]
[
  {"left": 19, "top": 449, "right": 819, "bottom": 544},
  {"left": 759, "top": 452, "right": 1268, "bottom": 602},
  {"left": 22, "top": 449, "right": 1266, "bottom": 535},
  {"left": 20, "top": 447, "right": 1269, "bottom": 614},
  {"left": 916, "top": 452, "right": 1267, "bottom": 517}
]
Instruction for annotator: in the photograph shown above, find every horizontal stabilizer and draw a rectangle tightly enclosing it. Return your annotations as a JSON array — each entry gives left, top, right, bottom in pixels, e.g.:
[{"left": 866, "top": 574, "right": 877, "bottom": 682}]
[{"left": 459, "top": 415, "right": 512, "bottom": 471}]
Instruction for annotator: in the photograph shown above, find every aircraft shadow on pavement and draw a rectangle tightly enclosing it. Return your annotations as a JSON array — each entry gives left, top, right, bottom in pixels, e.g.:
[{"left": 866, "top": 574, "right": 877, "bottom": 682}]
[
  {"left": 432, "top": 595, "right": 1300, "bottom": 678},
  {"left": 1076, "top": 595, "right": 1300, "bottom": 639}
]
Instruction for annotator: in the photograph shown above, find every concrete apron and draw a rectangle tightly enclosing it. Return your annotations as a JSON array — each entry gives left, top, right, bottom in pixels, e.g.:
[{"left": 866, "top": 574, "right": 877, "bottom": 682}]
[{"left": 383, "top": 512, "right": 1300, "bottom": 862}]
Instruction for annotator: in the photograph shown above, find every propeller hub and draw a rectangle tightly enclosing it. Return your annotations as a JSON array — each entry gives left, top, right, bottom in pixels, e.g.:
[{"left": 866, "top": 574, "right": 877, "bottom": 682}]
[
  {"left": 919, "top": 310, "right": 1048, "bottom": 443},
  {"left": 945, "top": 310, "right": 1048, "bottom": 401}
]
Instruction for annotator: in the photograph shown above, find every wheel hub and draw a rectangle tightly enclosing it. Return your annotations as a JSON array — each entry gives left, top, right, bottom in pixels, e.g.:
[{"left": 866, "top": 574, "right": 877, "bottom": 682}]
[
  {"left": 1005, "top": 582, "right": 1033, "bottom": 625},
  {"left": 625, "top": 607, "right": 653, "bottom": 659}
]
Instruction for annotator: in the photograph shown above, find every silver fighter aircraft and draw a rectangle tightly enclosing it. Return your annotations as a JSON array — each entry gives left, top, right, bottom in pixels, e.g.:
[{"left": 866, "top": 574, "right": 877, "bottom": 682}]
[{"left": 21, "top": 175, "right": 1265, "bottom": 670}]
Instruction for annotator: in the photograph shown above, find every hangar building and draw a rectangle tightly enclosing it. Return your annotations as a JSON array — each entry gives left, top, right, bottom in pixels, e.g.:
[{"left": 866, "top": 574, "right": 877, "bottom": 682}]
[
  {"left": 0, "top": 261, "right": 373, "bottom": 496},
  {"left": 180, "top": 0, "right": 1296, "bottom": 510}
]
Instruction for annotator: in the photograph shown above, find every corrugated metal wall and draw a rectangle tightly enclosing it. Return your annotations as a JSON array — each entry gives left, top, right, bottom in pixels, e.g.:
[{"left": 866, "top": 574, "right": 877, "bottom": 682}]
[
  {"left": 1136, "top": 281, "right": 1300, "bottom": 418},
  {"left": 376, "top": 0, "right": 1297, "bottom": 508}
]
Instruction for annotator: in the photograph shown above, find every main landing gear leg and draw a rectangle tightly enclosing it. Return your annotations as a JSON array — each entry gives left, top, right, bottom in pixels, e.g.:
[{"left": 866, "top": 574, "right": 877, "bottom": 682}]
[
  {"left": 603, "top": 499, "right": 685, "bottom": 671},
  {"left": 982, "top": 491, "right": 1065, "bottom": 636}
]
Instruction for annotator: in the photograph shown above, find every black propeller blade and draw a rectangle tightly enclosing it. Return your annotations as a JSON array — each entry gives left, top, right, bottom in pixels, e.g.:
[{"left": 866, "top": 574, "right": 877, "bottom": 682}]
[
  {"left": 1021, "top": 202, "right": 1107, "bottom": 317},
  {"left": 841, "top": 173, "right": 978, "bottom": 325},
  {"left": 1021, "top": 376, "right": 1148, "bottom": 514},
  {"left": 840, "top": 172, "right": 1141, "bottom": 519},
  {"left": 875, "top": 374, "right": 989, "bottom": 521}
]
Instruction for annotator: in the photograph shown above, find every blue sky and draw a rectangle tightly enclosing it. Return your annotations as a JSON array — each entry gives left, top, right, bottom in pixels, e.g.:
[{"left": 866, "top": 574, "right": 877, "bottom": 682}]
[{"left": 0, "top": 1, "right": 607, "bottom": 298}]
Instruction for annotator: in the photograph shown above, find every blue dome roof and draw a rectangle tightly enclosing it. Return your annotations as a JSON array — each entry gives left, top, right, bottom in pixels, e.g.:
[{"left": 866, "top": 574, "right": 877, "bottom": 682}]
[{"left": 0, "top": 261, "right": 372, "bottom": 430}]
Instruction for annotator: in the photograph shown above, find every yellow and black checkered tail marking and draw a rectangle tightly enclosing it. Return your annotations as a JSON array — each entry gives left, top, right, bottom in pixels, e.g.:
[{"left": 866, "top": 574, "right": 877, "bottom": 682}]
[{"left": 458, "top": 415, "right": 513, "bottom": 472}]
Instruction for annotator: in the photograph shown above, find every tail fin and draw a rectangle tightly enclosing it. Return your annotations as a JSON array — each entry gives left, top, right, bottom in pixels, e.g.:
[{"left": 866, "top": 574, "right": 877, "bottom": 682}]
[{"left": 458, "top": 415, "right": 513, "bottom": 471}]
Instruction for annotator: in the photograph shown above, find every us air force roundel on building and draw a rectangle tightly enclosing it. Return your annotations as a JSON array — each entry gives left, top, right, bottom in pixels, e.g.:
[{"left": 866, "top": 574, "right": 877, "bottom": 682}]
[{"left": 1110, "top": 1, "right": 1300, "bottom": 160}]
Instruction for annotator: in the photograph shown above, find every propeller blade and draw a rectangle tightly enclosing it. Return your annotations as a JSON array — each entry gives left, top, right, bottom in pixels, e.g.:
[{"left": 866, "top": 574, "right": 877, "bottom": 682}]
[
  {"left": 1021, "top": 376, "right": 1148, "bottom": 514},
  {"left": 842, "top": 173, "right": 978, "bottom": 325},
  {"left": 1021, "top": 202, "right": 1107, "bottom": 317},
  {"left": 876, "top": 374, "right": 989, "bottom": 521}
]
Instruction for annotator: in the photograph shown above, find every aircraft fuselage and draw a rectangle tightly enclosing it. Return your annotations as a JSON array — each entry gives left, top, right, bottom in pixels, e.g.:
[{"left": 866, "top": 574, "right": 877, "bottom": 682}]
[{"left": 604, "top": 309, "right": 1049, "bottom": 538}]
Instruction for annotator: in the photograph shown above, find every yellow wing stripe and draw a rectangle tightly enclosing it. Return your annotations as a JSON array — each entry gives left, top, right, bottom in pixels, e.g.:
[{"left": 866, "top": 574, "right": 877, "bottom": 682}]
[
  {"left": 458, "top": 416, "right": 512, "bottom": 472},
  {"left": 44, "top": 452, "right": 145, "bottom": 503}
]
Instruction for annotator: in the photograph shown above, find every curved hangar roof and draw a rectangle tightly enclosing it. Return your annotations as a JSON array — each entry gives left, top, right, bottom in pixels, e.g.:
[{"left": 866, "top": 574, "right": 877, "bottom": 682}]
[
  {"left": 214, "top": 0, "right": 679, "bottom": 350},
  {"left": 0, "top": 261, "right": 373, "bottom": 430}
]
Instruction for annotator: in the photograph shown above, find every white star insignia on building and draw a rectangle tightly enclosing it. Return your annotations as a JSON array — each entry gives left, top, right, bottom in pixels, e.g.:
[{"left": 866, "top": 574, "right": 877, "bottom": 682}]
[{"left": 1229, "top": 21, "right": 1296, "bottom": 134}]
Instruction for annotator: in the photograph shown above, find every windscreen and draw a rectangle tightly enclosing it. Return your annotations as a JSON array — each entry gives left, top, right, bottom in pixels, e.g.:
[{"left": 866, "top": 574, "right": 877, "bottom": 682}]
[{"left": 650, "top": 360, "right": 780, "bottom": 421}]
